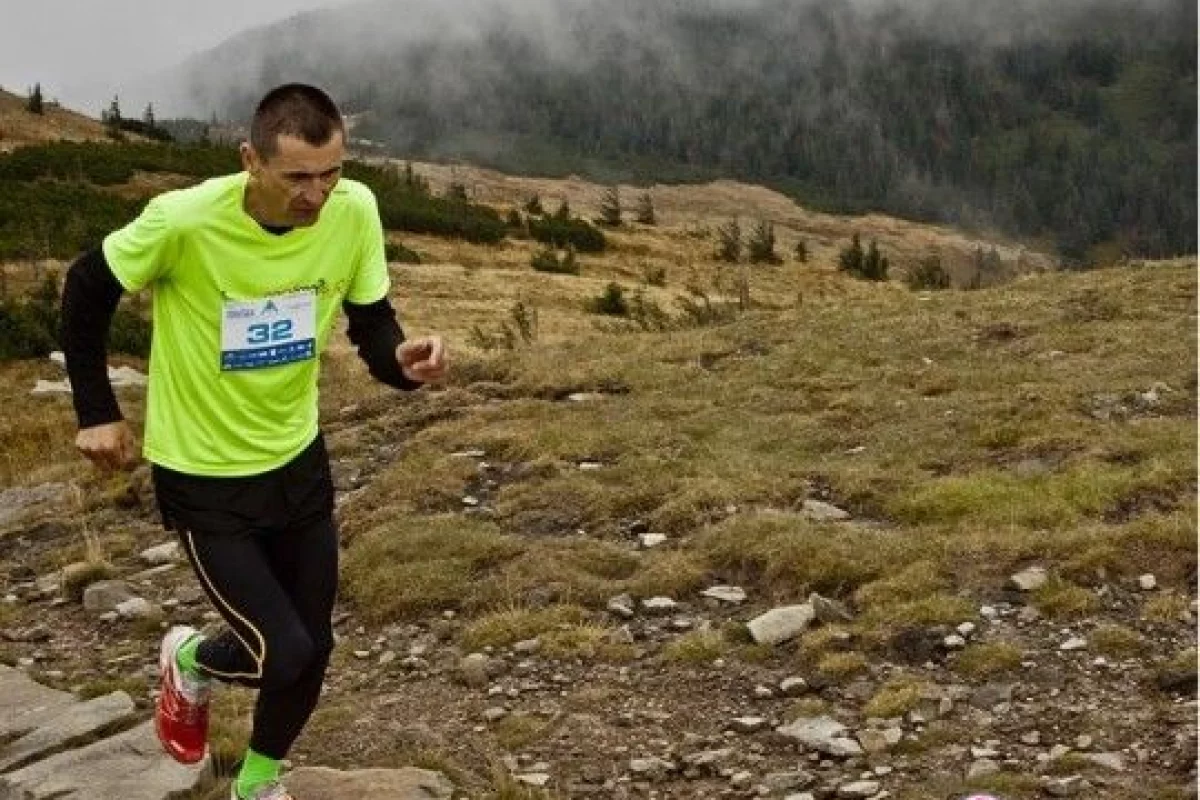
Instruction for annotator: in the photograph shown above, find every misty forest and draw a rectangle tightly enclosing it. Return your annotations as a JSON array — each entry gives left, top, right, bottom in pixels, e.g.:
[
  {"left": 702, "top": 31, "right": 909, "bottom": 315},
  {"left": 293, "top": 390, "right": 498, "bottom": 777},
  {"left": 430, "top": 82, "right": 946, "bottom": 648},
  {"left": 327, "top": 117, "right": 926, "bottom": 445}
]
[{"left": 179, "top": 0, "right": 1199, "bottom": 264}]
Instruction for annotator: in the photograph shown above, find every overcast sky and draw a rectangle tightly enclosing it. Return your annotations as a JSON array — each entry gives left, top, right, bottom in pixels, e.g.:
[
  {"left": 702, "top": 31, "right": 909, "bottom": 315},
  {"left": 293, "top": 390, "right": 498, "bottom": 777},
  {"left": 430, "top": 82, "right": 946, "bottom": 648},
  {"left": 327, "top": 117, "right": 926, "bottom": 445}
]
[{"left": 0, "top": 0, "right": 362, "bottom": 114}]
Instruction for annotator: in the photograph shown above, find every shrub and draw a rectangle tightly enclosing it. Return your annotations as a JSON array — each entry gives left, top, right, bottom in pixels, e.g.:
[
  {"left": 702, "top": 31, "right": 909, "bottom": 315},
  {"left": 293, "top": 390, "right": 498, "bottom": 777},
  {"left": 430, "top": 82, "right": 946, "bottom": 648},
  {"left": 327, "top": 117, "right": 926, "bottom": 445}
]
[
  {"left": 586, "top": 283, "right": 629, "bottom": 316},
  {"left": 528, "top": 215, "right": 606, "bottom": 253},
  {"left": 748, "top": 219, "right": 782, "bottom": 265},
  {"left": 905, "top": 255, "right": 951, "bottom": 290},
  {"left": 384, "top": 242, "right": 422, "bottom": 264},
  {"left": 838, "top": 234, "right": 888, "bottom": 281},
  {"left": 715, "top": 218, "right": 741, "bottom": 263}
]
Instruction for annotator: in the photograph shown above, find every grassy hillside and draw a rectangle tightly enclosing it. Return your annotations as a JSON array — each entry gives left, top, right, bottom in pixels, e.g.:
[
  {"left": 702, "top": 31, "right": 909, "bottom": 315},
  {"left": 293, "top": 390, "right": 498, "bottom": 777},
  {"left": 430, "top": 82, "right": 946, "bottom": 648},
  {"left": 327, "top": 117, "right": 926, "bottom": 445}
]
[
  {"left": 0, "top": 89, "right": 119, "bottom": 151},
  {"left": 0, "top": 157, "right": 1193, "bottom": 797}
]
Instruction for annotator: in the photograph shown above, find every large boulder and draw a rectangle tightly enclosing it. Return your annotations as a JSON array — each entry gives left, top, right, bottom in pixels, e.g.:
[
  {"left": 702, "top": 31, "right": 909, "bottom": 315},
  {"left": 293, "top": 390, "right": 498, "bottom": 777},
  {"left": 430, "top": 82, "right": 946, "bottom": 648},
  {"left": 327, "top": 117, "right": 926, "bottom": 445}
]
[{"left": 285, "top": 766, "right": 454, "bottom": 799}]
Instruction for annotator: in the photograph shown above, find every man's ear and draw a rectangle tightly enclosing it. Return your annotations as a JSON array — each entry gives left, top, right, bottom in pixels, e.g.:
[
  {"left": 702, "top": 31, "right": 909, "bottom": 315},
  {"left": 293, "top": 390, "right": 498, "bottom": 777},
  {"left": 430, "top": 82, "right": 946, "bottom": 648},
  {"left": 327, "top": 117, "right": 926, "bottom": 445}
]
[{"left": 239, "top": 142, "right": 259, "bottom": 174}]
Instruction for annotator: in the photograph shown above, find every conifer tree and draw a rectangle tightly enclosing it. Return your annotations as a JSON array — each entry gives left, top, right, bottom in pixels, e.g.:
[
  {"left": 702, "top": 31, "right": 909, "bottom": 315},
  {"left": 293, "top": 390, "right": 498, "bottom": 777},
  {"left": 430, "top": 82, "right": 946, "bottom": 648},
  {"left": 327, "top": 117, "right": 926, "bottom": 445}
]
[
  {"left": 26, "top": 84, "right": 44, "bottom": 115},
  {"left": 635, "top": 191, "right": 656, "bottom": 225},
  {"left": 748, "top": 219, "right": 781, "bottom": 264},
  {"left": 598, "top": 185, "right": 622, "bottom": 226},
  {"left": 716, "top": 218, "right": 742, "bottom": 263}
]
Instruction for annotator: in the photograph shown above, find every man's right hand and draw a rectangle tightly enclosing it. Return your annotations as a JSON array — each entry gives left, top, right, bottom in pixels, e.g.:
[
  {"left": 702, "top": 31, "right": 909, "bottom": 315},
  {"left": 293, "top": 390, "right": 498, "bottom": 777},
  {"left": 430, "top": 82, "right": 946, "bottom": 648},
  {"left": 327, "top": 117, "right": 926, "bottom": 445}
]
[{"left": 76, "top": 421, "right": 140, "bottom": 471}]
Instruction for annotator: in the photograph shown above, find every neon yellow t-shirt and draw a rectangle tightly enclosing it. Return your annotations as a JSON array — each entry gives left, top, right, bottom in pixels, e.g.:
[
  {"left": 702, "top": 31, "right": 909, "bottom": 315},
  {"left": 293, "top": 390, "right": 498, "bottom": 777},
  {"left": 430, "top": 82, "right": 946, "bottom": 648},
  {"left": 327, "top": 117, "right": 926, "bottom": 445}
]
[{"left": 103, "top": 172, "right": 389, "bottom": 477}]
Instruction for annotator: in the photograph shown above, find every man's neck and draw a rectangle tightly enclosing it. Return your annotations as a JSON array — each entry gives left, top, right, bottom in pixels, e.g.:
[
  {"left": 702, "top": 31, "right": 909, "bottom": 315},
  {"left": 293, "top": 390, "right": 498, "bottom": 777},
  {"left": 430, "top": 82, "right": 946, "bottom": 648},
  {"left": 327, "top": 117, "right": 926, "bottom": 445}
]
[{"left": 243, "top": 184, "right": 292, "bottom": 234}]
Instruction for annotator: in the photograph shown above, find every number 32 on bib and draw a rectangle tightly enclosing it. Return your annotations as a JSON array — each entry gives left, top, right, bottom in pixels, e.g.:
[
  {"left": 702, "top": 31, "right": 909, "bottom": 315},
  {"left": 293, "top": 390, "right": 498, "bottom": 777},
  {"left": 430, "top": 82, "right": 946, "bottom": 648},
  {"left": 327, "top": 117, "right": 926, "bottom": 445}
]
[{"left": 221, "top": 291, "right": 317, "bottom": 371}]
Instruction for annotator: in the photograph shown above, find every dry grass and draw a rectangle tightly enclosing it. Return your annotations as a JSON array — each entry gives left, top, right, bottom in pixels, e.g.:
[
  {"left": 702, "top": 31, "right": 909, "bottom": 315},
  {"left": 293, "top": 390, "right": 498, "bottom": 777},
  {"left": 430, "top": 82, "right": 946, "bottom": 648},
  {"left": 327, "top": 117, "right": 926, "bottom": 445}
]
[
  {"left": 1033, "top": 578, "right": 1099, "bottom": 619},
  {"left": 661, "top": 628, "right": 730, "bottom": 664},
  {"left": 1089, "top": 624, "right": 1147, "bottom": 658},
  {"left": 0, "top": 161, "right": 1194, "bottom": 800},
  {"left": 1141, "top": 593, "right": 1194, "bottom": 624},
  {"left": 460, "top": 604, "right": 590, "bottom": 650},
  {"left": 864, "top": 676, "right": 930, "bottom": 719},
  {"left": 953, "top": 642, "right": 1025, "bottom": 679}
]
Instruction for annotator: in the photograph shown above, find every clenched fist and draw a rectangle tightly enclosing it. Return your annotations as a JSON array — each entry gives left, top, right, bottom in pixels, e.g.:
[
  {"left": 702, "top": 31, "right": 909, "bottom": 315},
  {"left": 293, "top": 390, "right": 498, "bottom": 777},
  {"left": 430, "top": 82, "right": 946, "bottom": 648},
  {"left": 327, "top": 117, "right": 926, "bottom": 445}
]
[
  {"left": 397, "top": 335, "right": 448, "bottom": 384},
  {"left": 75, "top": 420, "right": 140, "bottom": 471}
]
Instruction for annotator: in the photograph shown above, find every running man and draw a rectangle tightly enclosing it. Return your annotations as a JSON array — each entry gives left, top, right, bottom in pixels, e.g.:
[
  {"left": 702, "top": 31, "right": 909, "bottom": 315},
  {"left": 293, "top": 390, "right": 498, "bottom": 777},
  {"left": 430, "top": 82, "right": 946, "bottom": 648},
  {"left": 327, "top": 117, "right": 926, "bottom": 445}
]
[{"left": 61, "top": 83, "right": 446, "bottom": 800}]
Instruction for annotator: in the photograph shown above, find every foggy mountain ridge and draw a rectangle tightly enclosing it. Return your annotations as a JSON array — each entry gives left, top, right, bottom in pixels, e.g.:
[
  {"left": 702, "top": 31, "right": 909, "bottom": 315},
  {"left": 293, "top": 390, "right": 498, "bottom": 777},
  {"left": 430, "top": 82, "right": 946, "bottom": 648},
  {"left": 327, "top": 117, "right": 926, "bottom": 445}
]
[{"left": 149, "top": 0, "right": 1195, "bottom": 260}]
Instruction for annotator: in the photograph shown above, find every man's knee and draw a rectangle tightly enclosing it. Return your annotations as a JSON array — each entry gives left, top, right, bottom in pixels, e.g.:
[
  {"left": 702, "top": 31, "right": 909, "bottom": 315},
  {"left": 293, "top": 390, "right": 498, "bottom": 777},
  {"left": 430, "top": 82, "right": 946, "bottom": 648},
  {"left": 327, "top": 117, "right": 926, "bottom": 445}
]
[
  {"left": 261, "top": 628, "right": 315, "bottom": 688},
  {"left": 261, "top": 626, "right": 334, "bottom": 687}
]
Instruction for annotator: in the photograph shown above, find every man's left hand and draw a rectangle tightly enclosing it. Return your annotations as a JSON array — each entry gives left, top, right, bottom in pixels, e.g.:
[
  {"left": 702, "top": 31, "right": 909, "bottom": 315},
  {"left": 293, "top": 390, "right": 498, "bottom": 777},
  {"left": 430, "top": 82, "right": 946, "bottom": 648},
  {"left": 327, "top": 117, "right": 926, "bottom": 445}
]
[{"left": 397, "top": 335, "right": 447, "bottom": 384}]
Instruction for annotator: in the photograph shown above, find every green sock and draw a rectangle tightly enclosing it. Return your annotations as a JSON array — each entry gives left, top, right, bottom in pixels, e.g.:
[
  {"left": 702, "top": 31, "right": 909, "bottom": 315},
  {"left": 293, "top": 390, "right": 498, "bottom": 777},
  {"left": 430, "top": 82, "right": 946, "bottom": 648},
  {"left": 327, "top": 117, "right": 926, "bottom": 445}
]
[
  {"left": 235, "top": 748, "right": 281, "bottom": 799},
  {"left": 175, "top": 633, "right": 204, "bottom": 678}
]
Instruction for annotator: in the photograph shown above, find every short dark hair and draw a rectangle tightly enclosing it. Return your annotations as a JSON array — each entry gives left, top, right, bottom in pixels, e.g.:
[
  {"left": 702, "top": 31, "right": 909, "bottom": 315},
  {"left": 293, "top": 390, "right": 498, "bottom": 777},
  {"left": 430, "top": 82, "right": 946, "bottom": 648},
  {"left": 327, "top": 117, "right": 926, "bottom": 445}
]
[{"left": 250, "top": 83, "right": 344, "bottom": 159}]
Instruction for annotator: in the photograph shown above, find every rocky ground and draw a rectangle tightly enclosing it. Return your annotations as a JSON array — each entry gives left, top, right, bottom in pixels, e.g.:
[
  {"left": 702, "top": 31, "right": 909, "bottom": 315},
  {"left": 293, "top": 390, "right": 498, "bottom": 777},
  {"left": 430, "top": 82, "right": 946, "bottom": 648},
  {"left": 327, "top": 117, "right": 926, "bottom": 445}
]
[{"left": 1, "top": 405, "right": 1195, "bottom": 800}]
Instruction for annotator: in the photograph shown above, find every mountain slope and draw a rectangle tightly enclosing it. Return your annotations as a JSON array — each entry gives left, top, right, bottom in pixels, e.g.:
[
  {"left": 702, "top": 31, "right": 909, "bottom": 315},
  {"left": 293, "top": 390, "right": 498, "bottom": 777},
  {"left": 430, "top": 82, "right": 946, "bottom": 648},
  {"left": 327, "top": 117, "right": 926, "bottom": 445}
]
[
  {"left": 158, "top": 0, "right": 1196, "bottom": 262},
  {"left": 0, "top": 90, "right": 117, "bottom": 152}
]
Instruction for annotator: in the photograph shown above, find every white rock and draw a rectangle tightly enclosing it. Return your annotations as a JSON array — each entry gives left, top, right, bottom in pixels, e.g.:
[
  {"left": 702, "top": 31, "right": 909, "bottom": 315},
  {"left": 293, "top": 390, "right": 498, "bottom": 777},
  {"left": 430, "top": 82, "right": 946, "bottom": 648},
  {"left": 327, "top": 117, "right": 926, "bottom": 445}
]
[
  {"left": 108, "top": 366, "right": 147, "bottom": 387},
  {"left": 516, "top": 773, "right": 551, "bottom": 787},
  {"left": 802, "top": 499, "right": 851, "bottom": 522},
  {"left": 729, "top": 716, "right": 767, "bottom": 733},
  {"left": 629, "top": 757, "right": 674, "bottom": 776},
  {"left": 837, "top": 779, "right": 880, "bottom": 798},
  {"left": 1084, "top": 752, "right": 1126, "bottom": 771},
  {"left": 1008, "top": 566, "right": 1048, "bottom": 592},
  {"left": 139, "top": 542, "right": 181, "bottom": 565},
  {"left": 115, "top": 597, "right": 155, "bottom": 619},
  {"left": 808, "top": 592, "right": 854, "bottom": 623},
  {"left": 967, "top": 758, "right": 1000, "bottom": 779},
  {"left": 82, "top": 581, "right": 135, "bottom": 613},
  {"left": 607, "top": 594, "right": 635, "bottom": 618},
  {"left": 1137, "top": 574, "right": 1157, "bottom": 591},
  {"left": 956, "top": 622, "right": 977, "bottom": 636},
  {"left": 1060, "top": 637, "right": 1088, "bottom": 652},
  {"left": 701, "top": 585, "right": 746, "bottom": 604},
  {"left": 638, "top": 533, "right": 668, "bottom": 549},
  {"left": 943, "top": 634, "right": 966, "bottom": 649},
  {"left": 747, "top": 604, "right": 815, "bottom": 646},
  {"left": 729, "top": 770, "right": 753, "bottom": 788},
  {"left": 780, "top": 676, "right": 809, "bottom": 696},
  {"left": 641, "top": 596, "right": 678, "bottom": 614},
  {"left": 775, "top": 716, "right": 862, "bottom": 757}
]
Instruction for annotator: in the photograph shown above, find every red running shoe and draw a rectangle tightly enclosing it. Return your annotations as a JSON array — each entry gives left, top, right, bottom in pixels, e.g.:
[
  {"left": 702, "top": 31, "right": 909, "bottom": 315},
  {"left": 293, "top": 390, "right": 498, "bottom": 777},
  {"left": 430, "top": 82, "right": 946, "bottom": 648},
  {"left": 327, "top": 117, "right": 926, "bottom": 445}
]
[{"left": 155, "top": 625, "right": 212, "bottom": 764}]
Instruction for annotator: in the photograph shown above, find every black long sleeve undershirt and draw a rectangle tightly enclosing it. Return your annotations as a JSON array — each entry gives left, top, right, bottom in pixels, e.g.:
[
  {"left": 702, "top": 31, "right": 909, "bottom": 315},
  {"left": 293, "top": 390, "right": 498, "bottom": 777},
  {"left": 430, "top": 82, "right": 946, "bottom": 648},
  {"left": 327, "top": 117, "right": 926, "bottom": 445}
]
[
  {"left": 60, "top": 248, "right": 420, "bottom": 430},
  {"left": 62, "top": 248, "right": 126, "bottom": 427},
  {"left": 343, "top": 295, "right": 424, "bottom": 392}
]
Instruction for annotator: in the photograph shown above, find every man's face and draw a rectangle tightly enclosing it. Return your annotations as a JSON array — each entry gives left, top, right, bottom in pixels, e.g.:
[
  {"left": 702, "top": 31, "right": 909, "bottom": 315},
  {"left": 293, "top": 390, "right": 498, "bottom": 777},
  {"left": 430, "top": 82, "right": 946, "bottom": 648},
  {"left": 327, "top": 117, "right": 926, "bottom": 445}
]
[{"left": 242, "top": 131, "right": 345, "bottom": 227}]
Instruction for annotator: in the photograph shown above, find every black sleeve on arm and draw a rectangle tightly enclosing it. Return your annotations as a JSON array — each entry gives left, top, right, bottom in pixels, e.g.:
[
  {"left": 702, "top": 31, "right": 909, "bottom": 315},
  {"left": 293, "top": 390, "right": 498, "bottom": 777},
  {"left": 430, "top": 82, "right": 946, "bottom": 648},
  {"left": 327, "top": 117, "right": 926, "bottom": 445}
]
[
  {"left": 343, "top": 297, "right": 423, "bottom": 391},
  {"left": 61, "top": 248, "right": 125, "bottom": 427}
]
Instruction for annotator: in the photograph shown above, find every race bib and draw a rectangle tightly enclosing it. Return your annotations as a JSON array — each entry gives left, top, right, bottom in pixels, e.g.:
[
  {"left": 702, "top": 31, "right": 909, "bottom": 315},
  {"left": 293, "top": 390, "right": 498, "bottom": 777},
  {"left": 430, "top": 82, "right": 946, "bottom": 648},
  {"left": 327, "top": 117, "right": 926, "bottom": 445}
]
[{"left": 220, "top": 291, "right": 316, "bottom": 371}]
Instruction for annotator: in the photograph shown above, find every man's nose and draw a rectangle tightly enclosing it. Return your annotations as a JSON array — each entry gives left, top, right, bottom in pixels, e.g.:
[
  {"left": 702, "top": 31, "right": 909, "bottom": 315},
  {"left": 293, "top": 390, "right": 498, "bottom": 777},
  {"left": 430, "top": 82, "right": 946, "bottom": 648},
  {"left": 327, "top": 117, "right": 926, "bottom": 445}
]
[{"left": 302, "top": 183, "right": 325, "bottom": 206}]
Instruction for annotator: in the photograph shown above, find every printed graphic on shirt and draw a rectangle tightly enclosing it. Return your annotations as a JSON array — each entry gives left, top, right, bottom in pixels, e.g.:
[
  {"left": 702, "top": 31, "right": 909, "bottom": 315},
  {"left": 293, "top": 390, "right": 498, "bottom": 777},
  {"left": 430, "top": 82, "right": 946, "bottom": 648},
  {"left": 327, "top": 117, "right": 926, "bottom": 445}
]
[{"left": 220, "top": 290, "right": 316, "bottom": 371}]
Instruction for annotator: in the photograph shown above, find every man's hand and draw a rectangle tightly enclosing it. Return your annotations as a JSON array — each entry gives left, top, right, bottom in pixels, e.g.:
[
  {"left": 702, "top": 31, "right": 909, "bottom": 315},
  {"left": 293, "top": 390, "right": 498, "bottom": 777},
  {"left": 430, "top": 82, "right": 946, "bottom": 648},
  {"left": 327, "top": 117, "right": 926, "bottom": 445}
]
[
  {"left": 397, "top": 335, "right": 448, "bottom": 385},
  {"left": 75, "top": 420, "right": 140, "bottom": 471}
]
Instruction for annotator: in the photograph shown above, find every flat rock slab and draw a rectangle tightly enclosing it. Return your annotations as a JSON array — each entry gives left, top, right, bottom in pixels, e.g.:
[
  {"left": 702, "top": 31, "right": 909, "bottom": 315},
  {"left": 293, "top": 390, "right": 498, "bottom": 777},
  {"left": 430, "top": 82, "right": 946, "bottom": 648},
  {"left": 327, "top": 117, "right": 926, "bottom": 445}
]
[
  {"left": 0, "top": 690, "right": 137, "bottom": 771},
  {"left": 0, "top": 721, "right": 205, "bottom": 800},
  {"left": 286, "top": 766, "right": 454, "bottom": 799},
  {"left": 0, "top": 665, "right": 76, "bottom": 739}
]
